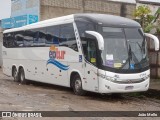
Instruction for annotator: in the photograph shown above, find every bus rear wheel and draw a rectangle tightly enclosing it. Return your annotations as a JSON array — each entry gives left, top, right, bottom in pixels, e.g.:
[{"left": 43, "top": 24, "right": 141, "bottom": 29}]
[
  {"left": 19, "top": 68, "right": 27, "bottom": 84},
  {"left": 13, "top": 67, "right": 19, "bottom": 82},
  {"left": 72, "top": 75, "right": 86, "bottom": 96}
]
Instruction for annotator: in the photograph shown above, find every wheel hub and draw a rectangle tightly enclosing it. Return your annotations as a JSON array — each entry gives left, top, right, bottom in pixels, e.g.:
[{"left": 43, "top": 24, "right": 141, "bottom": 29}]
[{"left": 75, "top": 79, "right": 81, "bottom": 92}]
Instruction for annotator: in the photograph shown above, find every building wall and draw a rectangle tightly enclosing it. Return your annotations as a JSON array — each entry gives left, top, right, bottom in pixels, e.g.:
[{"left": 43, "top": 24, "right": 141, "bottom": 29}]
[{"left": 40, "top": 0, "right": 136, "bottom": 20}]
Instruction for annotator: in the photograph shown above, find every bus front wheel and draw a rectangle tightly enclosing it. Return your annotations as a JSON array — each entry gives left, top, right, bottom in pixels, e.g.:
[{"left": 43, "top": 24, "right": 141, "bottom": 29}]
[
  {"left": 19, "top": 68, "right": 27, "bottom": 84},
  {"left": 72, "top": 75, "right": 86, "bottom": 96}
]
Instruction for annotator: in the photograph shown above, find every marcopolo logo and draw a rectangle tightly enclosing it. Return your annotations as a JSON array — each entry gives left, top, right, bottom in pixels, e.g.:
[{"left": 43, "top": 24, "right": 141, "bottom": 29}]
[{"left": 47, "top": 45, "right": 69, "bottom": 71}]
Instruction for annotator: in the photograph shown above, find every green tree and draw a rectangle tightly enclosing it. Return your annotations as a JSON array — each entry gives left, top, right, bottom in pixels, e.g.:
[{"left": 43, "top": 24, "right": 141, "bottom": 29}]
[
  {"left": 134, "top": 5, "right": 155, "bottom": 33},
  {"left": 153, "top": 8, "right": 160, "bottom": 34}
]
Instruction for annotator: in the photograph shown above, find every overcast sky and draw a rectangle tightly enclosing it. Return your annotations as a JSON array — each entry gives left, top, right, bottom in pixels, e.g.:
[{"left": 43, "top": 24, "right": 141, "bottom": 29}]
[{"left": 0, "top": 0, "right": 11, "bottom": 20}]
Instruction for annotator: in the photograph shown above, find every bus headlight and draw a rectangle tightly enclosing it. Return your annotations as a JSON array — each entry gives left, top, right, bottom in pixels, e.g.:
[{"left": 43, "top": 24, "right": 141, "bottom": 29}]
[
  {"left": 105, "top": 76, "right": 117, "bottom": 82},
  {"left": 98, "top": 73, "right": 117, "bottom": 82},
  {"left": 142, "top": 75, "right": 150, "bottom": 80}
]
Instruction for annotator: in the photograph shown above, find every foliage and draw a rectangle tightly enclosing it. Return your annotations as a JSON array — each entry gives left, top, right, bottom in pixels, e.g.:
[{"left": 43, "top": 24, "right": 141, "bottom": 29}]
[
  {"left": 134, "top": 5, "right": 160, "bottom": 34},
  {"left": 133, "top": 5, "right": 155, "bottom": 33},
  {"left": 154, "top": 8, "right": 160, "bottom": 34},
  {"left": 134, "top": 5, "right": 151, "bottom": 18}
]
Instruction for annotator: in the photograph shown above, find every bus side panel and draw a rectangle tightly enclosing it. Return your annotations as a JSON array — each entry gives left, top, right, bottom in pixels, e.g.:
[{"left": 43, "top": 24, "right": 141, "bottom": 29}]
[
  {"left": 3, "top": 58, "right": 13, "bottom": 77},
  {"left": 68, "top": 63, "right": 84, "bottom": 87},
  {"left": 60, "top": 47, "right": 83, "bottom": 87},
  {"left": 2, "top": 46, "right": 83, "bottom": 88},
  {"left": 2, "top": 46, "right": 15, "bottom": 77},
  {"left": 25, "top": 47, "right": 82, "bottom": 87},
  {"left": 20, "top": 47, "right": 69, "bottom": 87}
]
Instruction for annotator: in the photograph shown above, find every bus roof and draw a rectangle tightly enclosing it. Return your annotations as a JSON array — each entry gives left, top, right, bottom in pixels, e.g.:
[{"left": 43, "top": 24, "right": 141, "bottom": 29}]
[
  {"left": 3, "top": 14, "right": 74, "bottom": 33},
  {"left": 74, "top": 13, "right": 141, "bottom": 28},
  {"left": 4, "top": 13, "right": 141, "bottom": 33}
]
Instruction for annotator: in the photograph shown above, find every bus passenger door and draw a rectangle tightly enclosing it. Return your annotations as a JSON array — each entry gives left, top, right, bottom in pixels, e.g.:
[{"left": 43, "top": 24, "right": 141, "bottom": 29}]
[{"left": 83, "top": 40, "right": 99, "bottom": 92}]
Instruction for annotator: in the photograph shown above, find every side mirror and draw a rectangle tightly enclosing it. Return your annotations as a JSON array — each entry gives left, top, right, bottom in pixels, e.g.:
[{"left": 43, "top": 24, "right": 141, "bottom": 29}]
[
  {"left": 145, "top": 33, "right": 159, "bottom": 51},
  {"left": 85, "top": 31, "right": 104, "bottom": 50}
]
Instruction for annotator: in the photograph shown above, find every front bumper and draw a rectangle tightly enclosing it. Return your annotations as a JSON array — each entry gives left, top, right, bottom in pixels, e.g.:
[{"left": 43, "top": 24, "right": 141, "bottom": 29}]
[{"left": 98, "top": 78, "right": 149, "bottom": 93}]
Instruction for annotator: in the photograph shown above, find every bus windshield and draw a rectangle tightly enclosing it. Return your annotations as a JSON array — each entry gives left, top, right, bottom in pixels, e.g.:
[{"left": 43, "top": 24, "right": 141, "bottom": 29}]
[{"left": 100, "top": 27, "right": 149, "bottom": 70}]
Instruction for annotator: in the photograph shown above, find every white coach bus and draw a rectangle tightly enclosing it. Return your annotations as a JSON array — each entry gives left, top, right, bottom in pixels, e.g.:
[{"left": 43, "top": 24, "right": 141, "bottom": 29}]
[{"left": 2, "top": 14, "right": 159, "bottom": 95}]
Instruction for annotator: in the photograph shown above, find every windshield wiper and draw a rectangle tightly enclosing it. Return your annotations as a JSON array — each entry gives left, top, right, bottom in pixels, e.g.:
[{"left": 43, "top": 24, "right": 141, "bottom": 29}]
[
  {"left": 136, "top": 39, "right": 146, "bottom": 54},
  {"left": 121, "top": 45, "right": 142, "bottom": 69},
  {"left": 128, "top": 45, "right": 134, "bottom": 69},
  {"left": 120, "top": 45, "right": 132, "bottom": 69},
  {"left": 132, "top": 51, "right": 142, "bottom": 68},
  {"left": 128, "top": 45, "right": 132, "bottom": 59}
]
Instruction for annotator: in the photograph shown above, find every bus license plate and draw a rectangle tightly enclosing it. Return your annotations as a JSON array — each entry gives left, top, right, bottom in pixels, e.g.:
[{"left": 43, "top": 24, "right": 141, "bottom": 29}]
[{"left": 125, "top": 86, "right": 134, "bottom": 90}]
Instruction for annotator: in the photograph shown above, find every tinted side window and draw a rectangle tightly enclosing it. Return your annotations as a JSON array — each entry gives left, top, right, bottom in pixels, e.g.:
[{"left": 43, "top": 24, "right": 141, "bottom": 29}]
[
  {"left": 76, "top": 21, "right": 95, "bottom": 56},
  {"left": 3, "top": 33, "right": 15, "bottom": 48},
  {"left": 3, "top": 24, "right": 78, "bottom": 49},
  {"left": 23, "top": 30, "right": 35, "bottom": 47},
  {"left": 87, "top": 40, "right": 97, "bottom": 66},
  {"left": 15, "top": 31, "right": 24, "bottom": 47},
  {"left": 3, "top": 34, "right": 8, "bottom": 48},
  {"left": 76, "top": 21, "right": 95, "bottom": 39},
  {"left": 60, "top": 24, "right": 78, "bottom": 51},
  {"left": 33, "top": 28, "right": 46, "bottom": 47},
  {"left": 46, "top": 25, "right": 60, "bottom": 47},
  {"left": 22, "top": 28, "right": 47, "bottom": 47}
]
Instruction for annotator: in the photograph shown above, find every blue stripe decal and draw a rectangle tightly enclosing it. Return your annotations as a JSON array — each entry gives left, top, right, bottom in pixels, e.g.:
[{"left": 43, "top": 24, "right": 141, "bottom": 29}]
[{"left": 47, "top": 59, "right": 69, "bottom": 71}]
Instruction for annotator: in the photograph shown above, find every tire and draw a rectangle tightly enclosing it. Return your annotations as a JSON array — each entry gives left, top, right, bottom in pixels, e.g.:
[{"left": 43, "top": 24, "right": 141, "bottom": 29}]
[
  {"left": 13, "top": 67, "right": 19, "bottom": 82},
  {"left": 19, "top": 68, "right": 27, "bottom": 84},
  {"left": 72, "top": 75, "right": 86, "bottom": 96}
]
